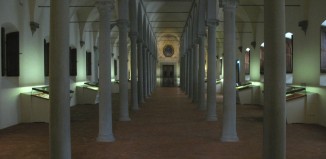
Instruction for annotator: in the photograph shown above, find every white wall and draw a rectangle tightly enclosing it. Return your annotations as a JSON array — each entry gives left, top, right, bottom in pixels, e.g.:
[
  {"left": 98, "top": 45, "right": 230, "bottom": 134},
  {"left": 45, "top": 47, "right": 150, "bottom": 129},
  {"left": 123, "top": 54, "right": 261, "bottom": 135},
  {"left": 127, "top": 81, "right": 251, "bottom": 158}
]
[
  {"left": 0, "top": 0, "right": 93, "bottom": 129},
  {"left": 247, "top": 0, "right": 326, "bottom": 127}
]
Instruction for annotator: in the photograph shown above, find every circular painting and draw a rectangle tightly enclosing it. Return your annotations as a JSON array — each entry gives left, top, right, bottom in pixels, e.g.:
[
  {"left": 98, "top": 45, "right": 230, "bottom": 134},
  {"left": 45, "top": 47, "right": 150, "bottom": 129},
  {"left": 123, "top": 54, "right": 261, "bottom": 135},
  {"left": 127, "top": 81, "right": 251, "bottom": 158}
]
[{"left": 163, "top": 45, "right": 174, "bottom": 57}]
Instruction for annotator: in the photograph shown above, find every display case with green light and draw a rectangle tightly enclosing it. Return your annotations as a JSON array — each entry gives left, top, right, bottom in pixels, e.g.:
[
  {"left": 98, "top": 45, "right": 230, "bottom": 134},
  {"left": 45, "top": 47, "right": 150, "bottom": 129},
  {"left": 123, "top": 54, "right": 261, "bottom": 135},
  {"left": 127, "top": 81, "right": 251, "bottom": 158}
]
[
  {"left": 286, "top": 85, "right": 306, "bottom": 101},
  {"left": 236, "top": 82, "right": 252, "bottom": 90},
  {"left": 31, "top": 86, "right": 74, "bottom": 100},
  {"left": 84, "top": 82, "right": 99, "bottom": 91}
]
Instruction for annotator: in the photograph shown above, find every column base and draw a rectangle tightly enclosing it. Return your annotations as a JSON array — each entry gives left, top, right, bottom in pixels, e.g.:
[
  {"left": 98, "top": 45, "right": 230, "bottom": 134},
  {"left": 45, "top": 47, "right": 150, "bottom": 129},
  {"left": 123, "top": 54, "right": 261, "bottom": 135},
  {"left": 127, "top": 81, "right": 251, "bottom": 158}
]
[
  {"left": 132, "top": 106, "right": 139, "bottom": 111},
  {"left": 97, "top": 134, "right": 115, "bottom": 142},
  {"left": 220, "top": 135, "right": 239, "bottom": 142},
  {"left": 119, "top": 116, "right": 131, "bottom": 121},
  {"left": 206, "top": 115, "right": 217, "bottom": 121}
]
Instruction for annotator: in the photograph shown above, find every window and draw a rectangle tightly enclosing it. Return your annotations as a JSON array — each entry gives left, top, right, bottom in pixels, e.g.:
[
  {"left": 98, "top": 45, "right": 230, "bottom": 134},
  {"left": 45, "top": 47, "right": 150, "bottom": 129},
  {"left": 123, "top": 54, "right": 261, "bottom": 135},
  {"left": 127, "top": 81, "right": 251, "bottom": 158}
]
[
  {"left": 260, "top": 43, "right": 264, "bottom": 74},
  {"left": 69, "top": 47, "right": 77, "bottom": 76},
  {"left": 285, "top": 32, "right": 293, "bottom": 73},
  {"left": 245, "top": 48, "right": 250, "bottom": 75},
  {"left": 1, "top": 29, "right": 20, "bottom": 76},
  {"left": 86, "top": 51, "right": 92, "bottom": 76},
  {"left": 114, "top": 59, "right": 117, "bottom": 76},
  {"left": 1, "top": 27, "right": 5, "bottom": 76},
  {"left": 44, "top": 40, "right": 49, "bottom": 76},
  {"left": 320, "top": 25, "right": 326, "bottom": 73}
]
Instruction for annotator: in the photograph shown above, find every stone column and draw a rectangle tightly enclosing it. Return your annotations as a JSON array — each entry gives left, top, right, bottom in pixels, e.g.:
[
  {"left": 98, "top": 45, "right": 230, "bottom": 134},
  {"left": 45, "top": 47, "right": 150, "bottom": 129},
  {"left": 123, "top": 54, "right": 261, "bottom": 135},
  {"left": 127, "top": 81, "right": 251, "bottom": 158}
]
[
  {"left": 93, "top": 46, "right": 99, "bottom": 82},
  {"left": 193, "top": 43, "right": 199, "bottom": 103},
  {"left": 137, "top": 8, "right": 144, "bottom": 104},
  {"left": 185, "top": 54, "right": 189, "bottom": 94},
  {"left": 49, "top": 0, "right": 71, "bottom": 158},
  {"left": 206, "top": 19, "right": 218, "bottom": 121},
  {"left": 118, "top": 0, "right": 130, "bottom": 121},
  {"left": 130, "top": 32, "right": 138, "bottom": 110},
  {"left": 96, "top": 0, "right": 115, "bottom": 142},
  {"left": 221, "top": 2, "right": 239, "bottom": 142},
  {"left": 189, "top": 48, "right": 193, "bottom": 99},
  {"left": 198, "top": 35, "right": 206, "bottom": 110},
  {"left": 129, "top": 0, "right": 138, "bottom": 110},
  {"left": 263, "top": 0, "right": 286, "bottom": 158},
  {"left": 143, "top": 48, "right": 148, "bottom": 98}
]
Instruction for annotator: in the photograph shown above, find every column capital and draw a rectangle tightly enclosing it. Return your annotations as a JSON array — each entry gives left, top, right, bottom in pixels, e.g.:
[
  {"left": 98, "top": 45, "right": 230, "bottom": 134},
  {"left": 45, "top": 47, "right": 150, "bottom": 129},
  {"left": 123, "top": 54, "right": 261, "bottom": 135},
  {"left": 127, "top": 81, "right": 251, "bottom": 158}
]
[
  {"left": 206, "top": 19, "right": 219, "bottom": 27},
  {"left": 95, "top": 0, "right": 115, "bottom": 14}
]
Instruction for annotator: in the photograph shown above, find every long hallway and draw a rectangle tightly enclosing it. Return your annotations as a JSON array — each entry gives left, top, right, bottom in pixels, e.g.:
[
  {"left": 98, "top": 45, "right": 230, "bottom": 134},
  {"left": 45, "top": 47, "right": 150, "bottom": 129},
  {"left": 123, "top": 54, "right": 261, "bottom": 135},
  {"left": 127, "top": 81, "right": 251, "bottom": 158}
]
[{"left": 0, "top": 87, "right": 326, "bottom": 159}]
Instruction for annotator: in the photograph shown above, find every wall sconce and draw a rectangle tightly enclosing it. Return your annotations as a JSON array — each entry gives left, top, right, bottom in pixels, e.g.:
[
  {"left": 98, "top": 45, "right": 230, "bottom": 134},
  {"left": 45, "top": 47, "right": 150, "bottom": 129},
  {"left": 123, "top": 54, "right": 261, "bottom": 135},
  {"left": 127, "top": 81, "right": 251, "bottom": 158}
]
[
  {"left": 30, "top": 21, "right": 39, "bottom": 36},
  {"left": 93, "top": 46, "right": 98, "bottom": 51},
  {"left": 298, "top": 20, "right": 308, "bottom": 35},
  {"left": 251, "top": 41, "right": 256, "bottom": 49},
  {"left": 80, "top": 41, "right": 85, "bottom": 48}
]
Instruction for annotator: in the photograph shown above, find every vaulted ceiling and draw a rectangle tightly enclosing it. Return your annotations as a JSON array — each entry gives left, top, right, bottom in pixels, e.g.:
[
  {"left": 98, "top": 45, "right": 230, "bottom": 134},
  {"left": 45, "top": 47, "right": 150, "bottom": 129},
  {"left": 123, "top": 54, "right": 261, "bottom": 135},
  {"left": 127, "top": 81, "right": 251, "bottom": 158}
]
[{"left": 34, "top": 0, "right": 303, "bottom": 51}]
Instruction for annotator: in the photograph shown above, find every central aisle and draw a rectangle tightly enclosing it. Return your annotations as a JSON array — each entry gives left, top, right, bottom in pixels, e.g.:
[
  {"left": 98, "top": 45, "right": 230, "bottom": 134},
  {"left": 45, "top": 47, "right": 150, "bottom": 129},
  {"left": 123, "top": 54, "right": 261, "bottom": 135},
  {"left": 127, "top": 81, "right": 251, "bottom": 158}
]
[{"left": 71, "top": 87, "right": 263, "bottom": 159}]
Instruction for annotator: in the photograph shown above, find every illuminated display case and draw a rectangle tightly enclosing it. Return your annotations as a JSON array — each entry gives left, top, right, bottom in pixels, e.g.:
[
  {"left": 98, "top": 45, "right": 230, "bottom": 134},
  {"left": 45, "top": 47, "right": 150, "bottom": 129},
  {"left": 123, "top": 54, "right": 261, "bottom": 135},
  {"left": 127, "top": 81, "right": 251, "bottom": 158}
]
[
  {"left": 31, "top": 86, "right": 50, "bottom": 99},
  {"left": 31, "top": 86, "right": 74, "bottom": 100},
  {"left": 84, "top": 82, "right": 99, "bottom": 91},
  {"left": 236, "top": 82, "right": 252, "bottom": 90},
  {"left": 286, "top": 86, "right": 306, "bottom": 101}
]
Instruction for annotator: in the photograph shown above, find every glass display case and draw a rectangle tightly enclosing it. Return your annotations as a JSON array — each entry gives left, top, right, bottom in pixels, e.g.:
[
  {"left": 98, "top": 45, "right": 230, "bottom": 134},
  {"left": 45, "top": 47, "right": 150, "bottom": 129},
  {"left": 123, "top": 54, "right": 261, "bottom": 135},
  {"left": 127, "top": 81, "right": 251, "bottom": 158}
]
[
  {"left": 236, "top": 82, "right": 252, "bottom": 90},
  {"left": 286, "top": 85, "right": 306, "bottom": 101},
  {"left": 31, "top": 86, "right": 50, "bottom": 99},
  {"left": 31, "top": 86, "right": 74, "bottom": 100},
  {"left": 84, "top": 82, "right": 99, "bottom": 91}
]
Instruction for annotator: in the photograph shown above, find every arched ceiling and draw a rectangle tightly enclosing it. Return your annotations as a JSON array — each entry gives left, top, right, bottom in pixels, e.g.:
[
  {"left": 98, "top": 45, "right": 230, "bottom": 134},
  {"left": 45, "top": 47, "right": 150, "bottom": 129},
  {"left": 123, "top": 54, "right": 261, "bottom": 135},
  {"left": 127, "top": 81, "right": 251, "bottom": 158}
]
[{"left": 34, "top": 0, "right": 302, "bottom": 48}]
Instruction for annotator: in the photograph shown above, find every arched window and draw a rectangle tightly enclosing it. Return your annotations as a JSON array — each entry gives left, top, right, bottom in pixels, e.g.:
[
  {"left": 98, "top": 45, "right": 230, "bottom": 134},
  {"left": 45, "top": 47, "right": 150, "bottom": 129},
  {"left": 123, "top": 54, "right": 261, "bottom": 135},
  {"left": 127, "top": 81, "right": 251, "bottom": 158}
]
[{"left": 260, "top": 43, "right": 264, "bottom": 74}]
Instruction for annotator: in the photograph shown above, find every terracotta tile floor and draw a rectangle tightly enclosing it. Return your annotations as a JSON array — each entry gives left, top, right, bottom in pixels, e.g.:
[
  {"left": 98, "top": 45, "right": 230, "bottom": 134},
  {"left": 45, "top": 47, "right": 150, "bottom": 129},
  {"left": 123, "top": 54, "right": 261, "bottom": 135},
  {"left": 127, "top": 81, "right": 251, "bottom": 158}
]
[{"left": 0, "top": 87, "right": 326, "bottom": 159}]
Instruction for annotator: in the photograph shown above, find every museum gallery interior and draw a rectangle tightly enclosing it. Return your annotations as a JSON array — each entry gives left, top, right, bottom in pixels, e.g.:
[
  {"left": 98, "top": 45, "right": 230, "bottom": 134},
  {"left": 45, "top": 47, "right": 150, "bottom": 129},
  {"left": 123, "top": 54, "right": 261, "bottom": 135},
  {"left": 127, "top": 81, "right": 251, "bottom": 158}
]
[{"left": 0, "top": 0, "right": 326, "bottom": 158}]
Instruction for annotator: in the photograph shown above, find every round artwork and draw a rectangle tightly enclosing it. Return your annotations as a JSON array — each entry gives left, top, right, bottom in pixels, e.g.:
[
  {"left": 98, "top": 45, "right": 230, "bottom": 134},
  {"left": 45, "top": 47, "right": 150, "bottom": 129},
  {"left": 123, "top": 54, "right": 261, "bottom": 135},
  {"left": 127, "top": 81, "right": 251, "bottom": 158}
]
[{"left": 163, "top": 45, "right": 174, "bottom": 57}]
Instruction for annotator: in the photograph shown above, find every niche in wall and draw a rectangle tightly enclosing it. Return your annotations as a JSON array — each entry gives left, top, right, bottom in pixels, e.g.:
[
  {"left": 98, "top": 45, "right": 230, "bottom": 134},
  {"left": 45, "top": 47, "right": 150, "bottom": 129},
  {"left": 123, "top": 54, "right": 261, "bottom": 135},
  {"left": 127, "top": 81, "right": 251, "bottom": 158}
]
[
  {"left": 69, "top": 47, "right": 77, "bottom": 76},
  {"left": 86, "top": 51, "right": 91, "bottom": 76},
  {"left": 2, "top": 29, "right": 20, "bottom": 76},
  {"left": 44, "top": 40, "right": 49, "bottom": 76}
]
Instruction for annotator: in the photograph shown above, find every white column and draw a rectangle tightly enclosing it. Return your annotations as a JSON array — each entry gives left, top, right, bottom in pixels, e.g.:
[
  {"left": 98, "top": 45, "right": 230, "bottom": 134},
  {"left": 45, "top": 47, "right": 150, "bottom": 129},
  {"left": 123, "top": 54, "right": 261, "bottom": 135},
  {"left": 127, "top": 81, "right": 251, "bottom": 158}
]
[
  {"left": 198, "top": 36, "right": 206, "bottom": 110},
  {"left": 137, "top": 8, "right": 144, "bottom": 104},
  {"left": 130, "top": 32, "right": 138, "bottom": 110},
  {"left": 49, "top": 0, "right": 71, "bottom": 158},
  {"left": 221, "top": 2, "right": 239, "bottom": 142},
  {"left": 118, "top": 0, "right": 130, "bottom": 121},
  {"left": 93, "top": 46, "right": 99, "bottom": 82},
  {"left": 189, "top": 49, "right": 193, "bottom": 98},
  {"left": 96, "top": 1, "right": 115, "bottom": 142},
  {"left": 263, "top": 0, "right": 286, "bottom": 158},
  {"left": 129, "top": 0, "right": 138, "bottom": 110},
  {"left": 138, "top": 40, "right": 144, "bottom": 103},
  {"left": 143, "top": 48, "right": 148, "bottom": 98},
  {"left": 206, "top": 19, "right": 218, "bottom": 121},
  {"left": 193, "top": 43, "right": 199, "bottom": 103}
]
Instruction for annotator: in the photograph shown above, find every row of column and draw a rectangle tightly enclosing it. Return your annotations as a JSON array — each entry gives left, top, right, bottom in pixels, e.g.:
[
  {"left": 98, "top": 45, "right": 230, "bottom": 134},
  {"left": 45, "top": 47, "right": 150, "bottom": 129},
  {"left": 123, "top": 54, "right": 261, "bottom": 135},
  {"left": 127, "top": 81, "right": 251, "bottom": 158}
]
[
  {"left": 49, "top": 0, "right": 285, "bottom": 158},
  {"left": 180, "top": 0, "right": 238, "bottom": 141}
]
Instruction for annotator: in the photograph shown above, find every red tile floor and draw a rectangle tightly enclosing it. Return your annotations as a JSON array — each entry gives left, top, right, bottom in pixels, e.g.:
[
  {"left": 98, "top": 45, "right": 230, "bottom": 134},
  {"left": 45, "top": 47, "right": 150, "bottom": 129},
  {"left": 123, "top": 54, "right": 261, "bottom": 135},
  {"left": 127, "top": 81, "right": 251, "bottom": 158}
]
[{"left": 0, "top": 87, "right": 326, "bottom": 159}]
